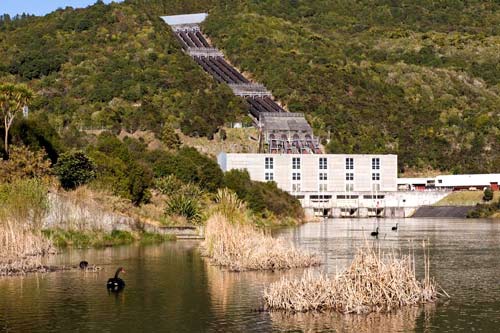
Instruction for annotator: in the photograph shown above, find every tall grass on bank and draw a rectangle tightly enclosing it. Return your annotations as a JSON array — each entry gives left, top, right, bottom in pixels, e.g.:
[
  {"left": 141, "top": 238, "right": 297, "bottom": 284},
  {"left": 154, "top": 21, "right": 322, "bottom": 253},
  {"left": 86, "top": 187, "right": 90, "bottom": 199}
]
[
  {"left": 0, "top": 179, "right": 54, "bottom": 274},
  {"left": 264, "top": 243, "right": 442, "bottom": 314},
  {"left": 203, "top": 190, "right": 320, "bottom": 271}
]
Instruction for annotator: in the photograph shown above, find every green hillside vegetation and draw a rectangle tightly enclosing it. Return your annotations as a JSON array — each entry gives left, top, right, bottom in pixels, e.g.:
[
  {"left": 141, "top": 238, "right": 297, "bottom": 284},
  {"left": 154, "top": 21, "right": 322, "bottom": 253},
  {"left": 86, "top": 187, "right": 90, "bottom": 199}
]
[
  {"left": 1, "top": 0, "right": 498, "bottom": 174},
  {"left": 0, "top": 1, "right": 302, "bottom": 225},
  {"left": 203, "top": 0, "right": 500, "bottom": 173},
  {"left": 0, "top": 0, "right": 245, "bottom": 140},
  {"left": 0, "top": 0, "right": 499, "bottom": 228}
]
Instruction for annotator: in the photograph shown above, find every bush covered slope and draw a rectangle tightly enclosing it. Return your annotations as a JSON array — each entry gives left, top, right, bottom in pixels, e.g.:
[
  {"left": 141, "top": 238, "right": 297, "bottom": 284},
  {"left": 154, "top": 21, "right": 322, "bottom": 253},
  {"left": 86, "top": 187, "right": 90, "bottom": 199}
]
[
  {"left": 0, "top": 0, "right": 245, "bottom": 138},
  {"left": 1, "top": 0, "right": 498, "bottom": 175},
  {"left": 203, "top": 0, "right": 500, "bottom": 173}
]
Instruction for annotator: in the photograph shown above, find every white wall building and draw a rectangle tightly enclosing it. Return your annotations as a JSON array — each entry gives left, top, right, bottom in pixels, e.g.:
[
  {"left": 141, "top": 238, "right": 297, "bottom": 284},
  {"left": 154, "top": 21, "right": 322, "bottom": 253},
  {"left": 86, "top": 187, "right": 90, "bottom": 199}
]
[
  {"left": 218, "top": 153, "right": 397, "bottom": 193},
  {"left": 218, "top": 153, "right": 405, "bottom": 217}
]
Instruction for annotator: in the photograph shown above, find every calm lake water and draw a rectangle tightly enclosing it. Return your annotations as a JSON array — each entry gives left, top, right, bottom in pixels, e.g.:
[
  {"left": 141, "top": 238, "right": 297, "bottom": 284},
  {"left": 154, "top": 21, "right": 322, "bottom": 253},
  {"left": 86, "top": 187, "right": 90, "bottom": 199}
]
[{"left": 1, "top": 218, "right": 500, "bottom": 332}]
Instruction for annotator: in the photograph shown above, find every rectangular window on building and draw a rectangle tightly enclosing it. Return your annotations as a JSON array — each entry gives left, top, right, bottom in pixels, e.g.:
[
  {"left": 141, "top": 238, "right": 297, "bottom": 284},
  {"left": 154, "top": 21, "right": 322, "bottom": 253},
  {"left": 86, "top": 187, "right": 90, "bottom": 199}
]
[
  {"left": 265, "top": 157, "right": 274, "bottom": 170},
  {"left": 292, "top": 183, "right": 301, "bottom": 192},
  {"left": 319, "top": 157, "right": 327, "bottom": 170},
  {"left": 345, "top": 183, "right": 354, "bottom": 192},
  {"left": 345, "top": 157, "right": 354, "bottom": 170},
  {"left": 265, "top": 172, "right": 274, "bottom": 181},
  {"left": 372, "top": 183, "right": 381, "bottom": 191},
  {"left": 292, "top": 157, "right": 301, "bottom": 169},
  {"left": 345, "top": 173, "right": 354, "bottom": 181},
  {"left": 319, "top": 184, "right": 328, "bottom": 192},
  {"left": 372, "top": 158, "right": 380, "bottom": 170},
  {"left": 292, "top": 172, "right": 301, "bottom": 181},
  {"left": 372, "top": 173, "right": 380, "bottom": 181},
  {"left": 319, "top": 172, "right": 328, "bottom": 181}
]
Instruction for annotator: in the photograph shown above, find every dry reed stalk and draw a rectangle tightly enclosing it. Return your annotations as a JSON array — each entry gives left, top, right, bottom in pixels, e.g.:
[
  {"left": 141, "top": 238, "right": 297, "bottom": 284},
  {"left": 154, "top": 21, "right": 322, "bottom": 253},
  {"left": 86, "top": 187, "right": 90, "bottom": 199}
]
[
  {"left": 0, "top": 220, "right": 55, "bottom": 276},
  {"left": 202, "top": 214, "right": 320, "bottom": 271},
  {"left": 264, "top": 245, "right": 441, "bottom": 314}
]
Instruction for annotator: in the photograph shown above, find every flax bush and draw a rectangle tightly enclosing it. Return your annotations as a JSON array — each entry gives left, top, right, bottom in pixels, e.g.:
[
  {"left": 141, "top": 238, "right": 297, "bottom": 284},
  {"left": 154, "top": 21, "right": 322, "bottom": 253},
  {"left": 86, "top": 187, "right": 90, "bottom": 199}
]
[{"left": 165, "top": 193, "right": 202, "bottom": 224}]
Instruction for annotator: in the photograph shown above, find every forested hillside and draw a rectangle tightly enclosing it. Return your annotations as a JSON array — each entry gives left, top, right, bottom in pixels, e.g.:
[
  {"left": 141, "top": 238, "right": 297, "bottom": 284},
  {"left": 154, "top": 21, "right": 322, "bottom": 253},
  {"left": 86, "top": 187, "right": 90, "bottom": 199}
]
[
  {"left": 203, "top": 0, "right": 500, "bottom": 173},
  {"left": 0, "top": 0, "right": 499, "bottom": 173},
  {"left": 0, "top": 0, "right": 303, "bottom": 223},
  {"left": 0, "top": 0, "right": 245, "bottom": 139}
]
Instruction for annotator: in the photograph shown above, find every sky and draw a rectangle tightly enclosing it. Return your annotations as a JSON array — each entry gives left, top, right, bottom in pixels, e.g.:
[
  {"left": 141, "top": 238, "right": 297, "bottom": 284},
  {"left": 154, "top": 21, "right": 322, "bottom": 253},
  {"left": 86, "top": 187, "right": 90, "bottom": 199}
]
[{"left": 0, "top": 0, "right": 123, "bottom": 17}]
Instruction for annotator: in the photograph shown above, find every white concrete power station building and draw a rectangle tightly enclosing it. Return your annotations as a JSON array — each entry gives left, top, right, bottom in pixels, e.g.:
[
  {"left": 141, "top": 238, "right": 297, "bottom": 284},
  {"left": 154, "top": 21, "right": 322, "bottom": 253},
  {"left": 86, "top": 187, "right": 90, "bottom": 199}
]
[{"left": 217, "top": 153, "right": 422, "bottom": 218}]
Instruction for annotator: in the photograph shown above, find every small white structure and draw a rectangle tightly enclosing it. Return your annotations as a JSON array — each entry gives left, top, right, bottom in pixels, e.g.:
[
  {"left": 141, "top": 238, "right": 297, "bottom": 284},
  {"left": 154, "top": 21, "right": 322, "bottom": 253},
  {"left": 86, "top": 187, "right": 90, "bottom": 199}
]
[
  {"left": 398, "top": 174, "right": 500, "bottom": 191},
  {"left": 160, "top": 13, "right": 208, "bottom": 28},
  {"left": 435, "top": 174, "right": 500, "bottom": 190},
  {"left": 397, "top": 177, "right": 435, "bottom": 191}
]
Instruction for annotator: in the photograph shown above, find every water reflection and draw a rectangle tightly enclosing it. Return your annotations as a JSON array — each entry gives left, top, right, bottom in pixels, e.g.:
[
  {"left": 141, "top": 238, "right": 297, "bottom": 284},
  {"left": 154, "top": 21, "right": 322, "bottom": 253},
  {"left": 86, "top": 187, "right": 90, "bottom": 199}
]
[
  {"left": 0, "top": 218, "right": 500, "bottom": 332},
  {"left": 270, "top": 304, "right": 437, "bottom": 333}
]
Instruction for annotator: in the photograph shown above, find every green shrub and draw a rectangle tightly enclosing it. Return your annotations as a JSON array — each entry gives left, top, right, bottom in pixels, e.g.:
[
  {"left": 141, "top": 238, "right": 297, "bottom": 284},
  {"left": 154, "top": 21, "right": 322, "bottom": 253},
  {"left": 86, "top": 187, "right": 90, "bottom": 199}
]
[
  {"left": 483, "top": 187, "right": 493, "bottom": 202},
  {"left": 127, "top": 162, "right": 153, "bottom": 205},
  {"left": 0, "top": 145, "right": 51, "bottom": 181},
  {"left": 55, "top": 150, "right": 96, "bottom": 190},
  {"left": 165, "top": 193, "right": 202, "bottom": 224},
  {"left": 222, "top": 169, "right": 303, "bottom": 220},
  {"left": 152, "top": 147, "right": 223, "bottom": 192},
  {"left": 161, "top": 124, "right": 181, "bottom": 150},
  {"left": 155, "top": 175, "right": 184, "bottom": 196}
]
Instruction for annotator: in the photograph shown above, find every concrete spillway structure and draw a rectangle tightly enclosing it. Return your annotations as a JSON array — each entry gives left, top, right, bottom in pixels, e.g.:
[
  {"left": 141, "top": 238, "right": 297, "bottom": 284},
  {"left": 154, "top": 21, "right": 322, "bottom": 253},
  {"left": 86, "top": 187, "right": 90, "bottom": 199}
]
[{"left": 161, "top": 13, "right": 322, "bottom": 154}]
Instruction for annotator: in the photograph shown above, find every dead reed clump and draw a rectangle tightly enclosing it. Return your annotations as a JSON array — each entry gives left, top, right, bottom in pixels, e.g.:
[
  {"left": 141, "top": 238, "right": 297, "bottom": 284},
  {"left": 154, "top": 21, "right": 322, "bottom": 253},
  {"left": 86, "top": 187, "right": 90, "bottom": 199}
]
[
  {"left": 0, "top": 221, "right": 55, "bottom": 276},
  {"left": 202, "top": 213, "right": 320, "bottom": 271},
  {"left": 264, "top": 244, "right": 443, "bottom": 314}
]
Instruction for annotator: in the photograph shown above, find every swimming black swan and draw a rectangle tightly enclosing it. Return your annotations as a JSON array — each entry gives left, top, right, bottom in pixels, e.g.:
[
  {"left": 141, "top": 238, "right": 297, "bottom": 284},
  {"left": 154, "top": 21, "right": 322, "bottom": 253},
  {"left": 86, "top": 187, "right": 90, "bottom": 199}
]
[
  {"left": 79, "top": 261, "right": 88, "bottom": 269},
  {"left": 107, "top": 267, "right": 125, "bottom": 292},
  {"left": 392, "top": 223, "right": 399, "bottom": 231},
  {"left": 370, "top": 227, "right": 379, "bottom": 237}
]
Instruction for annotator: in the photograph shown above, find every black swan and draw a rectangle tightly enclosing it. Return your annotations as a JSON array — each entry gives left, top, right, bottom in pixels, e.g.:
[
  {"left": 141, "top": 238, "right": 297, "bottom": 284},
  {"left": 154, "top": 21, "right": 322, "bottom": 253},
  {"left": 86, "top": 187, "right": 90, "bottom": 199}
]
[
  {"left": 107, "top": 267, "right": 126, "bottom": 292},
  {"left": 370, "top": 227, "right": 379, "bottom": 237},
  {"left": 392, "top": 223, "right": 399, "bottom": 231},
  {"left": 79, "top": 261, "right": 89, "bottom": 269}
]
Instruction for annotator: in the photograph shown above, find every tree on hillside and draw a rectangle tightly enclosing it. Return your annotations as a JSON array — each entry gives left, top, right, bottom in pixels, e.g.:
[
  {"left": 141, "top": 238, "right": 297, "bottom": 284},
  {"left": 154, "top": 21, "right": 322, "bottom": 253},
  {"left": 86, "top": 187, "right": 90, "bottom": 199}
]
[
  {"left": 55, "top": 150, "right": 96, "bottom": 190},
  {"left": 161, "top": 124, "right": 181, "bottom": 150},
  {"left": 0, "top": 83, "right": 33, "bottom": 156}
]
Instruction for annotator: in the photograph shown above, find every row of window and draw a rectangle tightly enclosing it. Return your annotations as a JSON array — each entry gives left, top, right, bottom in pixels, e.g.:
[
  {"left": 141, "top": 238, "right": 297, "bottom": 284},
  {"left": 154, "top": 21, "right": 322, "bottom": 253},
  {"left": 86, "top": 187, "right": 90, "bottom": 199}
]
[
  {"left": 264, "top": 157, "right": 381, "bottom": 170},
  {"left": 290, "top": 183, "right": 381, "bottom": 193},
  {"left": 265, "top": 172, "right": 381, "bottom": 182}
]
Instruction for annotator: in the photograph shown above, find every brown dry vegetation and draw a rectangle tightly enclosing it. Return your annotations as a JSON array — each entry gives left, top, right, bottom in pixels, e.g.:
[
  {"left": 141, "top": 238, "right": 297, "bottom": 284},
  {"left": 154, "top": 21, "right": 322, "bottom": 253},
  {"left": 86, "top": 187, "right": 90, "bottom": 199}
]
[
  {"left": 0, "top": 179, "right": 55, "bottom": 275},
  {"left": 202, "top": 190, "right": 318, "bottom": 270},
  {"left": 202, "top": 213, "right": 320, "bottom": 271},
  {"left": 178, "top": 127, "right": 259, "bottom": 156},
  {"left": 264, "top": 244, "right": 442, "bottom": 314}
]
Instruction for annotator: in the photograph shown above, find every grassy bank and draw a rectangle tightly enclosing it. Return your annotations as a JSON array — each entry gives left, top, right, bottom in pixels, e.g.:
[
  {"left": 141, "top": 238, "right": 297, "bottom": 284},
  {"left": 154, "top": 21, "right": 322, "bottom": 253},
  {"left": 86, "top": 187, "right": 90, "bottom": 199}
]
[
  {"left": 435, "top": 191, "right": 500, "bottom": 206},
  {"left": 42, "top": 229, "right": 175, "bottom": 248},
  {"left": 467, "top": 199, "right": 500, "bottom": 218},
  {"left": 0, "top": 179, "right": 177, "bottom": 275}
]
